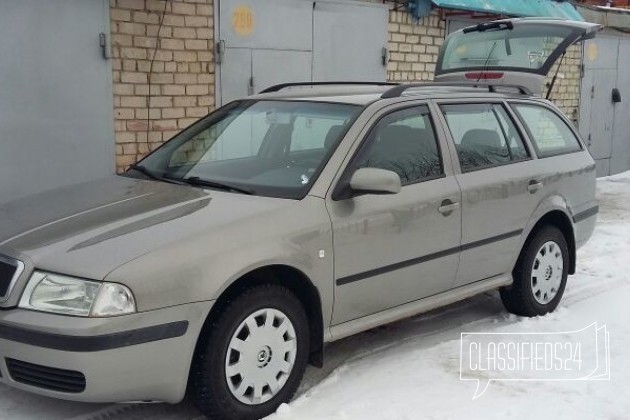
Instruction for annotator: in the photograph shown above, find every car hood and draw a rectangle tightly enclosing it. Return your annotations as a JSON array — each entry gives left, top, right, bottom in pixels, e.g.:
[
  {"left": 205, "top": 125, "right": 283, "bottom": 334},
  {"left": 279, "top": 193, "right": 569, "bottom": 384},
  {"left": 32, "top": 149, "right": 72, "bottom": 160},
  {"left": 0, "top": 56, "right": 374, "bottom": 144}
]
[{"left": 0, "top": 175, "right": 291, "bottom": 279}]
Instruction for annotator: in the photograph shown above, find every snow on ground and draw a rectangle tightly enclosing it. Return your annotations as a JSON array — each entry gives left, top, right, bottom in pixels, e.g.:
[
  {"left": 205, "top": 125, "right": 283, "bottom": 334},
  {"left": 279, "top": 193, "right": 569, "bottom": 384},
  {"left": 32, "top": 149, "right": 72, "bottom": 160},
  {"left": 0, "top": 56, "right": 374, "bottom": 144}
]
[{"left": 1, "top": 172, "right": 629, "bottom": 420}]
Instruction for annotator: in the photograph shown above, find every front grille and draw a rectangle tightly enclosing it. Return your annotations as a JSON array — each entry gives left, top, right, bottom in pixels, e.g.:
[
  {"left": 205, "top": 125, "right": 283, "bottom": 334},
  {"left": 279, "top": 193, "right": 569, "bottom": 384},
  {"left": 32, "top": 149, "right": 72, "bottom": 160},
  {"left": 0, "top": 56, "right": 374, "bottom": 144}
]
[
  {"left": 6, "top": 358, "right": 86, "bottom": 393},
  {"left": 0, "top": 259, "right": 17, "bottom": 297}
]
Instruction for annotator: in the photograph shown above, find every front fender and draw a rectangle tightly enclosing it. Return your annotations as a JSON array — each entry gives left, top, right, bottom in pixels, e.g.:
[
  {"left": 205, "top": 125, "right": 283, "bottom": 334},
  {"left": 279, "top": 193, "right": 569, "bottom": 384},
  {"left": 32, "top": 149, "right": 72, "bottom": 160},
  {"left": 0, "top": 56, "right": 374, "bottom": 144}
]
[{"left": 104, "top": 196, "right": 334, "bottom": 321}]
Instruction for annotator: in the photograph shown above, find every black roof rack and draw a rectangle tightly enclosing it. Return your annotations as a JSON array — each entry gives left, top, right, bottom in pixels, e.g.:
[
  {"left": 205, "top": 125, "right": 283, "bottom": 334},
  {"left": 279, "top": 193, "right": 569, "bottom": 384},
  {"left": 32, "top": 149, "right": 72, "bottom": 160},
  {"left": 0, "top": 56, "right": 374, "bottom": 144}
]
[
  {"left": 259, "top": 81, "right": 399, "bottom": 94},
  {"left": 381, "top": 82, "right": 533, "bottom": 99}
]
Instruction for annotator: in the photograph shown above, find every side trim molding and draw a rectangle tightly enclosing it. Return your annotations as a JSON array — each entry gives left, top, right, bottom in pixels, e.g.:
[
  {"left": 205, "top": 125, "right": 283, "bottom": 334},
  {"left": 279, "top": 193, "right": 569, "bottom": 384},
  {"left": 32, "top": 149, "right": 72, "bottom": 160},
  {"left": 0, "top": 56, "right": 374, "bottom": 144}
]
[
  {"left": 336, "top": 229, "right": 522, "bottom": 286},
  {"left": 329, "top": 273, "right": 512, "bottom": 342},
  {"left": 573, "top": 205, "right": 599, "bottom": 223},
  {"left": 0, "top": 321, "right": 189, "bottom": 352}
]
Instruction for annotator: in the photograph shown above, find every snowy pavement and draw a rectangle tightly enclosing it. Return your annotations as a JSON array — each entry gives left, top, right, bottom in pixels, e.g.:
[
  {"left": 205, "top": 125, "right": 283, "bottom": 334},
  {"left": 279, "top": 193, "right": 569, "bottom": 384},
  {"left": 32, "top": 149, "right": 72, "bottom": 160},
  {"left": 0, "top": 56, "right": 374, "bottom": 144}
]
[{"left": 1, "top": 172, "right": 629, "bottom": 420}]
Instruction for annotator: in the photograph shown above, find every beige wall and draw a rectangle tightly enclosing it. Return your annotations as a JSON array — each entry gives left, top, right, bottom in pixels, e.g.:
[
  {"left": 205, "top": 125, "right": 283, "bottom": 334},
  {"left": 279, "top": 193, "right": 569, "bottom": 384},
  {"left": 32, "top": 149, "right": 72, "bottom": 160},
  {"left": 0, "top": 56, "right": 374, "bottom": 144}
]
[
  {"left": 110, "top": 0, "right": 214, "bottom": 172},
  {"left": 108, "top": 3, "right": 582, "bottom": 169},
  {"left": 545, "top": 44, "right": 582, "bottom": 122},
  {"left": 386, "top": 10, "right": 445, "bottom": 82}
]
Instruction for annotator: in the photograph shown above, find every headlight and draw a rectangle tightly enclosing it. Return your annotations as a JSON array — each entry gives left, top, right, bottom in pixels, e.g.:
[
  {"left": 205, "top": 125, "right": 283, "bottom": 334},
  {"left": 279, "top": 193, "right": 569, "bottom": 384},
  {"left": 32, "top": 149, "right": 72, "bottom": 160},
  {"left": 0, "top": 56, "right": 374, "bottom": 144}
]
[{"left": 19, "top": 271, "right": 136, "bottom": 317}]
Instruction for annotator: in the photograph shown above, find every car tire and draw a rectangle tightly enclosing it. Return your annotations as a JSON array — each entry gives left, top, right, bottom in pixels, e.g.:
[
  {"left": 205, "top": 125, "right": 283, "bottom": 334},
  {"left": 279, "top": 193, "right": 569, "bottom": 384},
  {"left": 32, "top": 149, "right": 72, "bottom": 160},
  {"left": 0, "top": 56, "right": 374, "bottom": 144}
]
[
  {"left": 190, "top": 284, "right": 309, "bottom": 420},
  {"left": 500, "top": 225, "right": 569, "bottom": 317}
]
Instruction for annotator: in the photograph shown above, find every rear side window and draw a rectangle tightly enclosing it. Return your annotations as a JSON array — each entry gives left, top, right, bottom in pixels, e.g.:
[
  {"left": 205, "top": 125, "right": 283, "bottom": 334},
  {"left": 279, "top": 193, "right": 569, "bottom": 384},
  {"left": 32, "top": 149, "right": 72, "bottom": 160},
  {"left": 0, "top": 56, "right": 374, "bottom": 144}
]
[
  {"left": 441, "top": 103, "right": 529, "bottom": 172},
  {"left": 354, "top": 106, "right": 443, "bottom": 185},
  {"left": 512, "top": 104, "right": 582, "bottom": 158}
]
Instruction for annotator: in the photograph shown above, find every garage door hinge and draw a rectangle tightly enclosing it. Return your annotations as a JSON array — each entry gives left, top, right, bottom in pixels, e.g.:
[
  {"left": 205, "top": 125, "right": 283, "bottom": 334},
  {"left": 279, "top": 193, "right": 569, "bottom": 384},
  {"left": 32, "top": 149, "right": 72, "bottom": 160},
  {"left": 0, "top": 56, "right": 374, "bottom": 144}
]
[
  {"left": 216, "top": 40, "right": 225, "bottom": 64},
  {"left": 591, "top": 85, "right": 595, "bottom": 99},
  {"left": 382, "top": 47, "right": 388, "bottom": 66},
  {"left": 99, "top": 32, "right": 111, "bottom": 59}
]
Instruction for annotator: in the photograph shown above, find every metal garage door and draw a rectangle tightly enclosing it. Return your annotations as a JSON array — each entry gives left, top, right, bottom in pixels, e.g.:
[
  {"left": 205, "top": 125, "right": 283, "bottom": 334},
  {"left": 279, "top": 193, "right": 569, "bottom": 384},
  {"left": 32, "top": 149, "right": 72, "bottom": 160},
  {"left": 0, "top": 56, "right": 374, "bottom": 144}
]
[
  {"left": 217, "top": 0, "right": 388, "bottom": 104},
  {"left": 0, "top": 0, "right": 114, "bottom": 203},
  {"left": 579, "top": 34, "right": 630, "bottom": 176}
]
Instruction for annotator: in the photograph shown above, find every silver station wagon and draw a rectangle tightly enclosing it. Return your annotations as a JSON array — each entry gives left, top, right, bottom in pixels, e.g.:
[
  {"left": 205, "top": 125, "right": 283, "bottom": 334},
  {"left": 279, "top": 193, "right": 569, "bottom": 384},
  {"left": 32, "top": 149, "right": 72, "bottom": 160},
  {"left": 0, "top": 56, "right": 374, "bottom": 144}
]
[{"left": 0, "top": 19, "right": 600, "bottom": 420}]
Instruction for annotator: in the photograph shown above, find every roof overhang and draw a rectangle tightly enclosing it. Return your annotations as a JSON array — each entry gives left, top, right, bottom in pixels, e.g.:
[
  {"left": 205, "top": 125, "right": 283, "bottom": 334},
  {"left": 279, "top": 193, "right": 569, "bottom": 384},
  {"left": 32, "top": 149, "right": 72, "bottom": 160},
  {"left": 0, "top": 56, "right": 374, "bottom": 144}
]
[{"left": 408, "top": 0, "right": 584, "bottom": 21}]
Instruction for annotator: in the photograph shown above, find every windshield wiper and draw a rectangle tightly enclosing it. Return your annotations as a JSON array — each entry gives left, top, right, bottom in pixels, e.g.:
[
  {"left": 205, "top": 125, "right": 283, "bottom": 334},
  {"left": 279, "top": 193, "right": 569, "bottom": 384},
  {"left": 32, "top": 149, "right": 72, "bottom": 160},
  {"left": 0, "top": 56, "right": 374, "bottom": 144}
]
[
  {"left": 181, "top": 176, "right": 254, "bottom": 195},
  {"left": 127, "top": 164, "right": 186, "bottom": 185}
]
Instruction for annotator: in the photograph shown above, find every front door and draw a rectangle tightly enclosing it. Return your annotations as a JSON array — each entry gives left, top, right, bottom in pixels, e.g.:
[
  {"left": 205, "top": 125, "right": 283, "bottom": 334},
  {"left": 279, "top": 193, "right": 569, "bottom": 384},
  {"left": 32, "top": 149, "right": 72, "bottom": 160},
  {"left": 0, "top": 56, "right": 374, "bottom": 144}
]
[{"left": 327, "top": 105, "right": 461, "bottom": 325}]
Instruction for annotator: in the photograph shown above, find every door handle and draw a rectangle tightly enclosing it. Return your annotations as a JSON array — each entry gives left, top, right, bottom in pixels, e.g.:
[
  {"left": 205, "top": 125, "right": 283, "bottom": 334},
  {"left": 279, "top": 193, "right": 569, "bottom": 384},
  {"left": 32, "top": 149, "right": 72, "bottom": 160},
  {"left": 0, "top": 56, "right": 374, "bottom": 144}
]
[
  {"left": 438, "top": 199, "right": 460, "bottom": 216},
  {"left": 527, "top": 180, "right": 544, "bottom": 193}
]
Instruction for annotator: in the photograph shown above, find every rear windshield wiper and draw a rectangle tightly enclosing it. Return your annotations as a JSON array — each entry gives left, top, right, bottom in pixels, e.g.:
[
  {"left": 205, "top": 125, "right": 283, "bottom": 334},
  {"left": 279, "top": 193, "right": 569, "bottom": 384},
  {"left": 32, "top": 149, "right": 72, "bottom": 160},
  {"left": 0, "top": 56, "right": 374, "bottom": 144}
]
[
  {"left": 181, "top": 176, "right": 254, "bottom": 195},
  {"left": 463, "top": 21, "right": 513, "bottom": 34},
  {"left": 127, "top": 164, "right": 186, "bottom": 185}
]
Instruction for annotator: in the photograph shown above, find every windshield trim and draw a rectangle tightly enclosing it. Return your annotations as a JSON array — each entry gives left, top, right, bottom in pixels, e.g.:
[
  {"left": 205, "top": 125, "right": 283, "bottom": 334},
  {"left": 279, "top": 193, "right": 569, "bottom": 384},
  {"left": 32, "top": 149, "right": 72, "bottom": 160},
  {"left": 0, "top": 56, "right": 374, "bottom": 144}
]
[{"left": 124, "top": 99, "right": 365, "bottom": 200}]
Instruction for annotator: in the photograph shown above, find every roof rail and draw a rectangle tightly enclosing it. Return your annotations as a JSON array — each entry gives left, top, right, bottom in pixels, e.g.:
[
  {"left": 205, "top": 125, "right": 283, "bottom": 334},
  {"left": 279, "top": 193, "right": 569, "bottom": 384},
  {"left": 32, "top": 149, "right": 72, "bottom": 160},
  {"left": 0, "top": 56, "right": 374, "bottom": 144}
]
[
  {"left": 259, "top": 81, "right": 399, "bottom": 94},
  {"left": 381, "top": 82, "right": 533, "bottom": 99}
]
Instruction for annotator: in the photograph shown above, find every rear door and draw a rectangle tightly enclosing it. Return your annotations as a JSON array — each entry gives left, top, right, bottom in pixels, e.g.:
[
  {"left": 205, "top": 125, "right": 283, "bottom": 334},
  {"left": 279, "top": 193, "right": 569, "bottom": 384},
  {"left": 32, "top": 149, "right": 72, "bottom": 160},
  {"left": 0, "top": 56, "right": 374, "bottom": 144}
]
[
  {"left": 434, "top": 100, "right": 538, "bottom": 287},
  {"left": 435, "top": 19, "right": 601, "bottom": 95}
]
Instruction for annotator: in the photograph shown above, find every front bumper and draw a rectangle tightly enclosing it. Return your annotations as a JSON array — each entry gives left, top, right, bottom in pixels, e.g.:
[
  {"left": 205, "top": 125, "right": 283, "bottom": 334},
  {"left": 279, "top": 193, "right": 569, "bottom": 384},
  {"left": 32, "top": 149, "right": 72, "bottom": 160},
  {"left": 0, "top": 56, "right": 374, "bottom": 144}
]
[{"left": 0, "top": 301, "right": 212, "bottom": 403}]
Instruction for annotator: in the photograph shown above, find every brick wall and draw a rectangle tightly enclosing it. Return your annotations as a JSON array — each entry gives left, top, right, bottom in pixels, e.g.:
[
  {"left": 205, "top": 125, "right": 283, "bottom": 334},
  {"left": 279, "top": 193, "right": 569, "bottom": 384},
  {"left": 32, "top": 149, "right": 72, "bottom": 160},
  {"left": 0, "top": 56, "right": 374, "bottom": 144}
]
[
  {"left": 109, "top": 0, "right": 214, "bottom": 172},
  {"left": 387, "top": 10, "right": 445, "bottom": 81},
  {"left": 545, "top": 44, "right": 582, "bottom": 122}
]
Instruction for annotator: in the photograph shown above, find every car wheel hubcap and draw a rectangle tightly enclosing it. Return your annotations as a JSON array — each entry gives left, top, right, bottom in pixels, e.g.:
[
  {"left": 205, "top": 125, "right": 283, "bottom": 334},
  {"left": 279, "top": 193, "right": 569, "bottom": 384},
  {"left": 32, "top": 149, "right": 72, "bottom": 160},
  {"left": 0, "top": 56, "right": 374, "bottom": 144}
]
[
  {"left": 531, "top": 241, "right": 563, "bottom": 305},
  {"left": 225, "top": 308, "right": 297, "bottom": 405}
]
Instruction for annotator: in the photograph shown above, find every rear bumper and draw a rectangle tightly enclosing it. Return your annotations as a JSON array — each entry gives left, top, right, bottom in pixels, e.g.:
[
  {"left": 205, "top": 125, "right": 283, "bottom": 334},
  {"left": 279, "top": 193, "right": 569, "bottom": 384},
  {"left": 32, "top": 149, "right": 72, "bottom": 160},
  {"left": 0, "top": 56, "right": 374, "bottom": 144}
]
[
  {"left": 573, "top": 204, "right": 598, "bottom": 250},
  {"left": 0, "top": 301, "right": 212, "bottom": 403}
]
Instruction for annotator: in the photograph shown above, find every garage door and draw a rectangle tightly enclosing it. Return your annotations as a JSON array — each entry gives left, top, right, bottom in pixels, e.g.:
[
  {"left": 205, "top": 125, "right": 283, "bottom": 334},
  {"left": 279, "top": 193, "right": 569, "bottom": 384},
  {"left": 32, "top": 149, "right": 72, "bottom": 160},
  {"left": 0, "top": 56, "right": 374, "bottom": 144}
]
[
  {"left": 580, "top": 35, "right": 630, "bottom": 176},
  {"left": 0, "top": 0, "right": 114, "bottom": 203},
  {"left": 217, "top": 0, "right": 388, "bottom": 104}
]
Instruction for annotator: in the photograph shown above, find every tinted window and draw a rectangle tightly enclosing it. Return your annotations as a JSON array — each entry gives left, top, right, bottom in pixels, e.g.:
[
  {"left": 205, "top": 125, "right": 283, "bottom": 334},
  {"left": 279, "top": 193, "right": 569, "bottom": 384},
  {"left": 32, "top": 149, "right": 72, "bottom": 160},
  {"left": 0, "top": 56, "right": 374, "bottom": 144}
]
[
  {"left": 354, "top": 106, "right": 443, "bottom": 185},
  {"left": 512, "top": 104, "right": 582, "bottom": 158},
  {"left": 441, "top": 103, "right": 529, "bottom": 172}
]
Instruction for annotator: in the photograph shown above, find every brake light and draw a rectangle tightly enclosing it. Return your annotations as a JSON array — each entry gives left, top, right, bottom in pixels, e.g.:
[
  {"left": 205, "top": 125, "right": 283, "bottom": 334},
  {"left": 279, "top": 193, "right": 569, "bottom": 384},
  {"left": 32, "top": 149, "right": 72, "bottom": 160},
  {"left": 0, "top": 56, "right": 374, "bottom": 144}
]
[{"left": 465, "top": 72, "right": 504, "bottom": 80}]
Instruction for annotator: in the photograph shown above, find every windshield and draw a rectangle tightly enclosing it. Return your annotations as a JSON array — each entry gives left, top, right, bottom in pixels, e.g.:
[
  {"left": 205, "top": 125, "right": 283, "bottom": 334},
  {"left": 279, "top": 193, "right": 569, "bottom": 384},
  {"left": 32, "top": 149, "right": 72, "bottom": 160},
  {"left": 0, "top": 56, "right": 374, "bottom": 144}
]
[
  {"left": 438, "top": 24, "right": 577, "bottom": 75},
  {"left": 129, "top": 100, "right": 361, "bottom": 199}
]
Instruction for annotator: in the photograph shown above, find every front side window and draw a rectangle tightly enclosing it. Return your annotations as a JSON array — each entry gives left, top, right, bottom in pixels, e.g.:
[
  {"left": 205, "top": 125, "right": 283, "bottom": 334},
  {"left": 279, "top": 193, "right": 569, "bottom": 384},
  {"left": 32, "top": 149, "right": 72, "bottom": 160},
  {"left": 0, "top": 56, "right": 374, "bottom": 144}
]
[
  {"left": 441, "top": 103, "right": 529, "bottom": 172},
  {"left": 354, "top": 106, "right": 443, "bottom": 185},
  {"left": 512, "top": 103, "right": 582, "bottom": 158},
  {"left": 133, "top": 100, "right": 361, "bottom": 199}
]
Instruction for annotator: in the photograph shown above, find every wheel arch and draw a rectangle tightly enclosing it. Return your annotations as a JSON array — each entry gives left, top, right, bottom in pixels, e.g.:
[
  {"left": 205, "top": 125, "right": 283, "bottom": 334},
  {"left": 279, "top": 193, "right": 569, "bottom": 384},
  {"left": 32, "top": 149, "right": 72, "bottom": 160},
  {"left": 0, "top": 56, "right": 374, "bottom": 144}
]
[
  {"left": 193, "top": 264, "right": 325, "bottom": 370},
  {"left": 525, "top": 210, "right": 576, "bottom": 274}
]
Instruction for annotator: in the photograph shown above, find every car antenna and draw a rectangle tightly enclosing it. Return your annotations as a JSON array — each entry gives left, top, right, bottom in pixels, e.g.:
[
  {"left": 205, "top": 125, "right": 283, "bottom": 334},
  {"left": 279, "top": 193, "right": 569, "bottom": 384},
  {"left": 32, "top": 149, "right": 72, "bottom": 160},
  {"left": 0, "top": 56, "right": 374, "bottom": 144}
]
[{"left": 546, "top": 51, "right": 566, "bottom": 100}]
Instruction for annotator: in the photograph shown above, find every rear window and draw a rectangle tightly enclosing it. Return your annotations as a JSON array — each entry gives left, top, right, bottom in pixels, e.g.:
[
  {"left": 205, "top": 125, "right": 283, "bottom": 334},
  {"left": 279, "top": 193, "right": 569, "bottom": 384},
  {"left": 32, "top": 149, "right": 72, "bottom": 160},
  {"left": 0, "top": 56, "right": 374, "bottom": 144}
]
[
  {"left": 438, "top": 24, "right": 575, "bottom": 74},
  {"left": 512, "top": 104, "right": 582, "bottom": 158},
  {"left": 441, "top": 103, "right": 529, "bottom": 172}
]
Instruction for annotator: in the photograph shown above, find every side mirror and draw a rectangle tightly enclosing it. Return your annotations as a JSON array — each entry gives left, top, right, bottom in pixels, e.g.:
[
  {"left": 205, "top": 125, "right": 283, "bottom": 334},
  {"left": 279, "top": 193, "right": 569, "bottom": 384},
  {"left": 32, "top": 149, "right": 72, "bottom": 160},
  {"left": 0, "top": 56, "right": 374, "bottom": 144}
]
[{"left": 349, "top": 168, "right": 402, "bottom": 196}]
